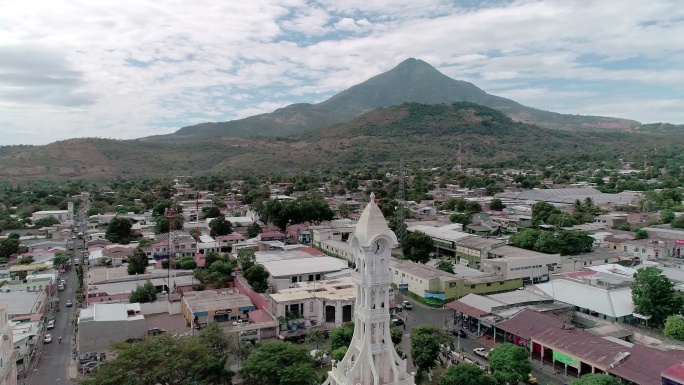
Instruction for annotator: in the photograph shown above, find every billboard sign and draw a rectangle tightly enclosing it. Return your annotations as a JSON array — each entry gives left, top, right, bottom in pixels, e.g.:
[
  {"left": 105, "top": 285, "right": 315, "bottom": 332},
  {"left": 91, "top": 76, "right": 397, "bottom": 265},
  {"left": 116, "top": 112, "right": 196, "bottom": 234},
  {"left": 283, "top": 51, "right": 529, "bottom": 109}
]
[
  {"left": 398, "top": 283, "right": 409, "bottom": 292},
  {"left": 676, "top": 240, "right": 684, "bottom": 245},
  {"left": 215, "top": 309, "right": 232, "bottom": 315},
  {"left": 553, "top": 351, "right": 579, "bottom": 368}
]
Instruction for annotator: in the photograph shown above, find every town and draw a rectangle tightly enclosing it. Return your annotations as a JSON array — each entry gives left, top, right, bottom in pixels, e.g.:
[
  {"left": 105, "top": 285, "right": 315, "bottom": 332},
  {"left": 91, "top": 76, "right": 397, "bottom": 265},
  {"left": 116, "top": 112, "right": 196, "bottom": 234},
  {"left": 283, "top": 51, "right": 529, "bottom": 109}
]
[{"left": 0, "top": 162, "right": 683, "bottom": 385}]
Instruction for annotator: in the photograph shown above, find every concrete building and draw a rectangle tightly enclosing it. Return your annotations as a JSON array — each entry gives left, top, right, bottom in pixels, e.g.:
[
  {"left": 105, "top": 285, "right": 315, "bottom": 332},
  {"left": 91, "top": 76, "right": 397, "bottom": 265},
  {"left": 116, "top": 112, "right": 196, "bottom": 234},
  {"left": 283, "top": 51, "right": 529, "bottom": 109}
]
[
  {"left": 406, "top": 223, "right": 469, "bottom": 259},
  {"left": 323, "top": 193, "right": 414, "bottom": 385},
  {"left": 453, "top": 236, "right": 506, "bottom": 268},
  {"left": 255, "top": 248, "right": 350, "bottom": 291},
  {"left": 0, "top": 300, "right": 17, "bottom": 385},
  {"left": 318, "top": 239, "right": 355, "bottom": 261},
  {"left": 181, "top": 289, "right": 255, "bottom": 327},
  {"left": 78, "top": 303, "right": 146, "bottom": 354},
  {"left": 268, "top": 277, "right": 356, "bottom": 327},
  {"left": 31, "top": 202, "right": 73, "bottom": 222},
  {"left": 484, "top": 246, "right": 561, "bottom": 284}
]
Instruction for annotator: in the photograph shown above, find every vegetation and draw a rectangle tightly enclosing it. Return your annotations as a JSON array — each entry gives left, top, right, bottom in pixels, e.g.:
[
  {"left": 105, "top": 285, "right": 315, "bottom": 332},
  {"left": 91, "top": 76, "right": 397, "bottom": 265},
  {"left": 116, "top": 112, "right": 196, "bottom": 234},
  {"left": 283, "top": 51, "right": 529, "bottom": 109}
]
[
  {"left": 0, "top": 234, "right": 20, "bottom": 259},
  {"left": 237, "top": 248, "right": 256, "bottom": 271},
  {"left": 105, "top": 217, "right": 136, "bottom": 244},
  {"left": 53, "top": 251, "right": 73, "bottom": 269},
  {"left": 330, "top": 323, "right": 355, "bottom": 351},
  {"left": 258, "top": 195, "right": 334, "bottom": 230},
  {"left": 305, "top": 329, "right": 327, "bottom": 349},
  {"left": 33, "top": 216, "right": 60, "bottom": 228},
  {"left": 127, "top": 246, "right": 148, "bottom": 275},
  {"left": 202, "top": 206, "right": 221, "bottom": 218},
  {"left": 409, "top": 325, "right": 452, "bottom": 374},
  {"left": 509, "top": 229, "right": 593, "bottom": 255},
  {"left": 440, "top": 363, "right": 497, "bottom": 385},
  {"left": 247, "top": 222, "right": 262, "bottom": 238},
  {"left": 664, "top": 316, "right": 684, "bottom": 341},
  {"left": 489, "top": 199, "right": 505, "bottom": 211},
  {"left": 209, "top": 216, "right": 233, "bottom": 236},
  {"left": 570, "top": 374, "right": 620, "bottom": 385},
  {"left": 239, "top": 342, "right": 320, "bottom": 385},
  {"left": 401, "top": 231, "right": 433, "bottom": 264},
  {"left": 78, "top": 324, "right": 234, "bottom": 385},
  {"left": 631, "top": 267, "right": 683, "bottom": 326},
  {"left": 244, "top": 265, "right": 269, "bottom": 293},
  {"left": 489, "top": 343, "right": 533, "bottom": 385},
  {"left": 449, "top": 213, "right": 472, "bottom": 226},
  {"left": 129, "top": 280, "right": 157, "bottom": 303},
  {"left": 435, "top": 259, "right": 455, "bottom": 274}
]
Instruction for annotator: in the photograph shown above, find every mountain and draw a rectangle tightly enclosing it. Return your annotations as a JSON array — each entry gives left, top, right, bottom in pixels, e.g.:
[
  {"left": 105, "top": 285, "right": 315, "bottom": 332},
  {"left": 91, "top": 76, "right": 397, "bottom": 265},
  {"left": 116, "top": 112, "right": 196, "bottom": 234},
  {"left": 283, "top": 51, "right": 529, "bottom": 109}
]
[
  {"left": 0, "top": 103, "right": 675, "bottom": 182},
  {"left": 144, "top": 58, "right": 639, "bottom": 142}
]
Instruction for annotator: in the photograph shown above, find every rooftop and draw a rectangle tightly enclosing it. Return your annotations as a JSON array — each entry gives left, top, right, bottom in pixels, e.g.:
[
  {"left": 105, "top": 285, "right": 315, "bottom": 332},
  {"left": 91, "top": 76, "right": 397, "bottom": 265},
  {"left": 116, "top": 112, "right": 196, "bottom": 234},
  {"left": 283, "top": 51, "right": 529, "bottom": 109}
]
[
  {"left": 456, "top": 236, "right": 506, "bottom": 250},
  {"left": 487, "top": 245, "right": 557, "bottom": 259},
  {"left": 533, "top": 279, "right": 633, "bottom": 318},
  {"left": 79, "top": 303, "right": 144, "bottom": 322},
  {"left": 270, "top": 277, "right": 356, "bottom": 302},
  {"left": 407, "top": 223, "right": 470, "bottom": 243},
  {"left": 0, "top": 290, "right": 42, "bottom": 316},
  {"left": 183, "top": 289, "right": 254, "bottom": 313}
]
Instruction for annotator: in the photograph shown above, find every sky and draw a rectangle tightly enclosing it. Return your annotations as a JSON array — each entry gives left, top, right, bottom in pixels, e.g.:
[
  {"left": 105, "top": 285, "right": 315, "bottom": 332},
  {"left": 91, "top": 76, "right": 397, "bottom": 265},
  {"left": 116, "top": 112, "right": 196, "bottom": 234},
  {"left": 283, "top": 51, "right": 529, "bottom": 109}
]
[{"left": 1, "top": 0, "right": 683, "bottom": 145}]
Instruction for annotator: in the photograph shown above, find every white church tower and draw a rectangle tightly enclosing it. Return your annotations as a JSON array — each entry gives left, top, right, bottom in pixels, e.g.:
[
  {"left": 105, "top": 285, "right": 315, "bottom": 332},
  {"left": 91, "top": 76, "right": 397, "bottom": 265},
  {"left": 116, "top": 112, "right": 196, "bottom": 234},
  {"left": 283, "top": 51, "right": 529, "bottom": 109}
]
[{"left": 323, "top": 193, "right": 415, "bottom": 385}]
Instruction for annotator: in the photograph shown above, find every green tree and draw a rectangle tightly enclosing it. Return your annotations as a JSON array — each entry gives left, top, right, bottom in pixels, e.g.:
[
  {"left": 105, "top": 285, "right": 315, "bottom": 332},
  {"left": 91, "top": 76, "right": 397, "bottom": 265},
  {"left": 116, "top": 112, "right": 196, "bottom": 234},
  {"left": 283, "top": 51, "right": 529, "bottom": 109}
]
[
  {"left": 435, "top": 259, "right": 455, "bottom": 274},
  {"left": 571, "top": 373, "right": 620, "bottom": 385},
  {"left": 330, "top": 323, "right": 355, "bottom": 351},
  {"left": 546, "top": 212, "right": 577, "bottom": 228},
  {"left": 440, "top": 363, "right": 497, "bottom": 385},
  {"left": 129, "top": 280, "right": 157, "bottom": 303},
  {"left": 339, "top": 203, "right": 350, "bottom": 218},
  {"left": 635, "top": 229, "right": 649, "bottom": 239},
  {"left": 331, "top": 346, "right": 347, "bottom": 362},
  {"left": 489, "top": 199, "right": 505, "bottom": 211},
  {"left": 672, "top": 215, "right": 684, "bottom": 229},
  {"left": 410, "top": 325, "right": 451, "bottom": 373},
  {"left": 661, "top": 209, "right": 676, "bottom": 224},
  {"left": 33, "top": 216, "right": 60, "bottom": 228},
  {"left": 531, "top": 201, "right": 560, "bottom": 225},
  {"left": 390, "top": 326, "right": 403, "bottom": 345},
  {"left": 237, "top": 248, "right": 257, "bottom": 271},
  {"left": 105, "top": 217, "right": 135, "bottom": 244},
  {"left": 489, "top": 343, "right": 533, "bottom": 385},
  {"left": 247, "top": 222, "right": 263, "bottom": 238},
  {"left": 401, "top": 231, "right": 433, "bottom": 264},
  {"left": 239, "top": 342, "right": 319, "bottom": 385},
  {"left": 244, "top": 265, "right": 269, "bottom": 293},
  {"left": 509, "top": 229, "right": 540, "bottom": 250},
  {"left": 631, "top": 267, "right": 683, "bottom": 326},
  {"left": 0, "top": 237, "right": 20, "bottom": 259},
  {"left": 127, "top": 246, "right": 148, "bottom": 275},
  {"left": 665, "top": 316, "right": 684, "bottom": 341},
  {"left": 449, "top": 213, "right": 472, "bottom": 226},
  {"left": 53, "top": 251, "right": 73, "bottom": 268},
  {"left": 305, "top": 329, "right": 326, "bottom": 349},
  {"left": 202, "top": 206, "right": 221, "bottom": 218},
  {"left": 78, "top": 333, "right": 233, "bottom": 385},
  {"left": 210, "top": 216, "right": 233, "bottom": 236}
]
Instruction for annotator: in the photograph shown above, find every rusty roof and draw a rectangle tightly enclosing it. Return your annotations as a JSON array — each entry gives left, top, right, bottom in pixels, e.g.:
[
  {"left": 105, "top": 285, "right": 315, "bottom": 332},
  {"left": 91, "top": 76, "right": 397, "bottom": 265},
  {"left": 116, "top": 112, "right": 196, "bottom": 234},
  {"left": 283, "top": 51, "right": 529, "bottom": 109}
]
[{"left": 496, "top": 309, "right": 568, "bottom": 340}]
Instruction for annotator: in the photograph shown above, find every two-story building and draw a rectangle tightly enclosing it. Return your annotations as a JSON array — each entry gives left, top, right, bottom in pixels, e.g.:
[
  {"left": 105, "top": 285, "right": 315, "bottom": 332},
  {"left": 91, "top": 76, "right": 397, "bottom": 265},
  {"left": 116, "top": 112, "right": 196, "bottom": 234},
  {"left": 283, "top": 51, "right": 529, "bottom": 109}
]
[
  {"left": 483, "top": 246, "right": 560, "bottom": 285},
  {"left": 0, "top": 299, "right": 17, "bottom": 385},
  {"left": 454, "top": 236, "right": 506, "bottom": 268}
]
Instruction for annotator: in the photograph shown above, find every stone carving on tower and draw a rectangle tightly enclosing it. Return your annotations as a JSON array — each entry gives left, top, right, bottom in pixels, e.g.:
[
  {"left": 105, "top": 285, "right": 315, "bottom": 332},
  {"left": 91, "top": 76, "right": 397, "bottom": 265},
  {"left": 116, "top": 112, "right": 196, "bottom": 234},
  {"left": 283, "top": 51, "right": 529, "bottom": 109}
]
[{"left": 323, "top": 193, "right": 415, "bottom": 385}]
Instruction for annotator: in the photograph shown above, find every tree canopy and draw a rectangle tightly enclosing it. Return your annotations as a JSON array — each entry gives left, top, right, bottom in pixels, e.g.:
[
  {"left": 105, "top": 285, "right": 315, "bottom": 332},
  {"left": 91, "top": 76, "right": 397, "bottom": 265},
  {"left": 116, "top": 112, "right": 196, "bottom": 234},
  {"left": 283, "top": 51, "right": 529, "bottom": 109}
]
[
  {"left": 33, "top": 216, "right": 60, "bottom": 228},
  {"left": 440, "top": 363, "right": 497, "bottom": 385},
  {"left": 105, "top": 217, "right": 136, "bottom": 244},
  {"left": 258, "top": 195, "right": 334, "bottom": 230},
  {"left": 531, "top": 201, "right": 560, "bottom": 225},
  {"left": 401, "top": 231, "right": 433, "bottom": 264},
  {"left": 129, "top": 280, "right": 157, "bottom": 303},
  {"left": 570, "top": 374, "right": 620, "bottom": 385},
  {"left": 509, "top": 229, "right": 593, "bottom": 255},
  {"left": 244, "top": 265, "right": 269, "bottom": 293},
  {"left": 247, "top": 222, "right": 263, "bottom": 238},
  {"left": 489, "top": 199, "right": 505, "bottom": 211},
  {"left": 410, "top": 325, "right": 452, "bottom": 373},
  {"left": 665, "top": 316, "right": 684, "bottom": 341},
  {"left": 209, "top": 216, "right": 233, "bottom": 237},
  {"left": 239, "top": 342, "right": 320, "bottom": 385},
  {"left": 330, "top": 323, "right": 355, "bottom": 351},
  {"left": 237, "top": 248, "right": 256, "bottom": 271},
  {"left": 489, "top": 343, "right": 533, "bottom": 385},
  {"left": 631, "top": 266, "right": 683, "bottom": 325},
  {"left": 202, "top": 206, "right": 221, "bottom": 218},
  {"left": 435, "top": 259, "right": 455, "bottom": 274},
  {"left": 127, "top": 246, "right": 148, "bottom": 275}
]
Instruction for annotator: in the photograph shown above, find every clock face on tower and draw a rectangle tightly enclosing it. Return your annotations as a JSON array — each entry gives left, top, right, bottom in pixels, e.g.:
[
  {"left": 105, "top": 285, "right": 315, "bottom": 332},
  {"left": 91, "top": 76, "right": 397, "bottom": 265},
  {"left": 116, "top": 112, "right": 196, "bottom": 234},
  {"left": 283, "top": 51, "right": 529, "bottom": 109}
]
[{"left": 372, "top": 239, "right": 386, "bottom": 255}]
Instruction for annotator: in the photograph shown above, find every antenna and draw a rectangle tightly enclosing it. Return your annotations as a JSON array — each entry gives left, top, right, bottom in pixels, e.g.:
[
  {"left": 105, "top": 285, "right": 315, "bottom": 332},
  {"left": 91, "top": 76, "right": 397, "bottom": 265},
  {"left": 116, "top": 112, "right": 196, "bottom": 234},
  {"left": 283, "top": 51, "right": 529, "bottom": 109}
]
[
  {"left": 395, "top": 160, "right": 407, "bottom": 242},
  {"left": 195, "top": 191, "right": 201, "bottom": 254},
  {"left": 165, "top": 207, "right": 178, "bottom": 293}
]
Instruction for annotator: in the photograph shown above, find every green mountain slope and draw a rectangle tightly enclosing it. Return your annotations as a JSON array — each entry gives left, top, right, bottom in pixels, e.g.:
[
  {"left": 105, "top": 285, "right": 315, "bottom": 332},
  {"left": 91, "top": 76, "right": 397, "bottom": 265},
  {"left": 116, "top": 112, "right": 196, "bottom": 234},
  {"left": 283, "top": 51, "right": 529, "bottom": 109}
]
[
  {"left": 144, "top": 58, "right": 639, "bottom": 142},
  {"left": 0, "top": 103, "right": 678, "bottom": 182}
]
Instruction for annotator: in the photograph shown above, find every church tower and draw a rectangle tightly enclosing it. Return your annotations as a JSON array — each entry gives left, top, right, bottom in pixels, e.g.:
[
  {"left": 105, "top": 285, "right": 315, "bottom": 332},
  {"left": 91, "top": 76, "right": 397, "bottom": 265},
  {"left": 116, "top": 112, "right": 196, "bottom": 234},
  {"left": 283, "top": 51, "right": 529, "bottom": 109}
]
[{"left": 323, "top": 193, "right": 415, "bottom": 385}]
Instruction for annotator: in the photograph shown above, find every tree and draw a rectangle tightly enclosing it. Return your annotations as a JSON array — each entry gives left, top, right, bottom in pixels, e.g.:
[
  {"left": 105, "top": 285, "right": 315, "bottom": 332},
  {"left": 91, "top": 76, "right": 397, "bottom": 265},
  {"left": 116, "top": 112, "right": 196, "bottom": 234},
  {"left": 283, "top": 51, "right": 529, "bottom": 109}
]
[
  {"left": 239, "top": 342, "right": 319, "bottom": 385},
  {"left": 546, "top": 212, "right": 577, "bottom": 228},
  {"left": 440, "top": 363, "right": 497, "bottom": 385},
  {"left": 635, "top": 229, "right": 649, "bottom": 239},
  {"left": 338, "top": 203, "right": 350, "bottom": 218},
  {"left": 78, "top": 333, "right": 233, "bottom": 385},
  {"left": 489, "top": 343, "right": 533, "bottom": 385},
  {"left": 661, "top": 209, "right": 676, "bottom": 224},
  {"left": 202, "top": 206, "right": 221, "bottom": 218},
  {"left": 571, "top": 374, "right": 620, "bottom": 385},
  {"left": 305, "top": 329, "right": 326, "bottom": 349},
  {"left": 330, "top": 323, "right": 355, "bottom": 351},
  {"left": 106, "top": 217, "right": 135, "bottom": 244},
  {"left": 410, "top": 325, "right": 451, "bottom": 373},
  {"left": 401, "top": 231, "right": 433, "bottom": 264},
  {"left": 672, "top": 215, "right": 684, "bottom": 229},
  {"left": 244, "top": 265, "right": 269, "bottom": 293},
  {"left": 210, "top": 216, "right": 233, "bottom": 237},
  {"left": 435, "top": 259, "right": 455, "bottom": 274},
  {"left": 129, "top": 280, "right": 157, "bottom": 303},
  {"left": 0, "top": 237, "right": 20, "bottom": 259},
  {"left": 390, "top": 326, "right": 403, "bottom": 345},
  {"left": 489, "top": 199, "right": 505, "bottom": 211},
  {"left": 449, "top": 213, "right": 472, "bottom": 226},
  {"left": 127, "top": 246, "right": 148, "bottom": 275},
  {"left": 247, "top": 222, "right": 263, "bottom": 238},
  {"left": 154, "top": 215, "right": 184, "bottom": 234},
  {"left": 632, "top": 266, "right": 683, "bottom": 325},
  {"left": 331, "top": 346, "right": 347, "bottom": 362},
  {"left": 33, "top": 216, "right": 60, "bottom": 228},
  {"left": 53, "top": 251, "right": 73, "bottom": 268},
  {"left": 531, "top": 201, "right": 560, "bottom": 225},
  {"left": 237, "top": 248, "right": 257, "bottom": 271},
  {"left": 665, "top": 315, "right": 684, "bottom": 341}
]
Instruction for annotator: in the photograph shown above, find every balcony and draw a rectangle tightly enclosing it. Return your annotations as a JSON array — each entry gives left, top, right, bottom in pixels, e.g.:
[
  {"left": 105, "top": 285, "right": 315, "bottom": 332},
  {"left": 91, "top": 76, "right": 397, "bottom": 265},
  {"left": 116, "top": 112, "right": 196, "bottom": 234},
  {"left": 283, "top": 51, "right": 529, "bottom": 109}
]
[{"left": 351, "top": 271, "right": 391, "bottom": 286}]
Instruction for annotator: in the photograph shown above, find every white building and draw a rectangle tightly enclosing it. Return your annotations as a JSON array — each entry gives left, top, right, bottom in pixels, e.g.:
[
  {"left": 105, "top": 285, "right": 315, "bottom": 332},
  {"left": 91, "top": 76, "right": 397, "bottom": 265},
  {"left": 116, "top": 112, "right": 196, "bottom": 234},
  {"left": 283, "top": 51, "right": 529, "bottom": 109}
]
[
  {"left": 77, "top": 303, "right": 146, "bottom": 353},
  {"left": 269, "top": 277, "right": 356, "bottom": 327},
  {"left": 483, "top": 246, "right": 560, "bottom": 284},
  {"left": 324, "top": 193, "right": 414, "bottom": 385},
  {"left": 31, "top": 202, "right": 73, "bottom": 222},
  {"left": 255, "top": 249, "right": 350, "bottom": 291},
  {"left": 0, "top": 299, "right": 17, "bottom": 385}
]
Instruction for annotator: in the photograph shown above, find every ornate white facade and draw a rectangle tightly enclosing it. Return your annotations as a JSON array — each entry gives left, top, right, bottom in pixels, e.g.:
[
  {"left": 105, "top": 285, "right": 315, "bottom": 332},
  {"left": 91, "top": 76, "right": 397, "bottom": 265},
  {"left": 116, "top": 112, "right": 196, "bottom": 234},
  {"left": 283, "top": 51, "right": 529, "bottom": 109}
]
[
  {"left": 323, "top": 193, "right": 415, "bottom": 385},
  {"left": 0, "top": 299, "right": 17, "bottom": 385}
]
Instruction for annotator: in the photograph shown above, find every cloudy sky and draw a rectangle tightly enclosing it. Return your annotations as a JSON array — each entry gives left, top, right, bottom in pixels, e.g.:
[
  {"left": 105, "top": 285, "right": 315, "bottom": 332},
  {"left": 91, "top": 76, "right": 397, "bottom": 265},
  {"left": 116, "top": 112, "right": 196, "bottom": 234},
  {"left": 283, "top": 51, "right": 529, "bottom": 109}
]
[{"left": 1, "top": 0, "right": 683, "bottom": 145}]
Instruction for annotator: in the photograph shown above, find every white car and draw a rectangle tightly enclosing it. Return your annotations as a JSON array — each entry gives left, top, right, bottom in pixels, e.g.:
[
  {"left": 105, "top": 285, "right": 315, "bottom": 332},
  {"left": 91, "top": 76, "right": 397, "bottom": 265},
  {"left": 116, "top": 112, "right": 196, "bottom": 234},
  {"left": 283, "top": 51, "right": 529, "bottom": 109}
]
[
  {"left": 473, "top": 347, "right": 489, "bottom": 359},
  {"left": 47, "top": 320, "right": 55, "bottom": 330},
  {"left": 401, "top": 301, "right": 412, "bottom": 310},
  {"left": 44, "top": 334, "right": 53, "bottom": 343}
]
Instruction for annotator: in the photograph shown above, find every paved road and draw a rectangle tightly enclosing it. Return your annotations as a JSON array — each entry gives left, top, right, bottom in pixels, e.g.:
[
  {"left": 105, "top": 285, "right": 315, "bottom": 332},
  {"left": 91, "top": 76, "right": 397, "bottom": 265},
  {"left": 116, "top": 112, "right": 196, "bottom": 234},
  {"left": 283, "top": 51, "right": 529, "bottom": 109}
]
[{"left": 25, "top": 236, "right": 83, "bottom": 385}]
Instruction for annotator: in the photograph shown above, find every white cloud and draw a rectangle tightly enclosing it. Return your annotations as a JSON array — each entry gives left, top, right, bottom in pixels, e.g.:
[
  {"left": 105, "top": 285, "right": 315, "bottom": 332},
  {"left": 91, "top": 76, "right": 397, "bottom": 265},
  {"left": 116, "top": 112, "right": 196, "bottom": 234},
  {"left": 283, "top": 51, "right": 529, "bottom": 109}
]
[{"left": 0, "top": 0, "right": 682, "bottom": 145}]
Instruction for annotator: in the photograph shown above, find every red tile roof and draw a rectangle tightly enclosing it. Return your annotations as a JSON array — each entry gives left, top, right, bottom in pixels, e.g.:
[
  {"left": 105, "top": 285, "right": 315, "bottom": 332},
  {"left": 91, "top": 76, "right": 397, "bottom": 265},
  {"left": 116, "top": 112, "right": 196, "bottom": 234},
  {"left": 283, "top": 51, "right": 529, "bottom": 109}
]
[
  {"left": 445, "top": 300, "right": 490, "bottom": 318},
  {"left": 217, "top": 234, "right": 246, "bottom": 241},
  {"left": 300, "top": 247, "right": 325, "bottom": 256},
  {"left": 248, "top": 309, "right": 273, "bottom": 324},
  {"left": 610, "top": 345, "right": 684, "bottom": 385},
  {"left": 662, "top": 364, "right": 684, "bottom": 382}
]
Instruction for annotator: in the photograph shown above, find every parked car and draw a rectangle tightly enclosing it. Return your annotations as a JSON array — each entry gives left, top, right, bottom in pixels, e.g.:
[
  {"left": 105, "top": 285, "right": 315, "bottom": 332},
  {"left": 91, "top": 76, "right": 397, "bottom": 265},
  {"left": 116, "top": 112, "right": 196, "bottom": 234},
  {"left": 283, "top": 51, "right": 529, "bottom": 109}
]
[
  {"left": 473, "top": 347, "right": 489, "bottom": 359},
  {"left": 451, "top": 329, "right": 466, "bottom": 338},
  {"left": 44, "top": 334, "right": 53, "bottom": 343},
  {"left": 65, "top": 300, "right": 73, "bottom": 307},
  {"left": 279, "top": 330, "right": 307, "bottom": 344},
  {"left": 47, "top": 320, "right": 55, "bottom": 330},
  {"left": 147, "top": 327, "right": 166, "bottom": 335},
  {"left": 391, "top": 318, "right": 404, "bottom": 326},
  {"left": 401, "top": 301, "right": 412, "bottom": 310}
]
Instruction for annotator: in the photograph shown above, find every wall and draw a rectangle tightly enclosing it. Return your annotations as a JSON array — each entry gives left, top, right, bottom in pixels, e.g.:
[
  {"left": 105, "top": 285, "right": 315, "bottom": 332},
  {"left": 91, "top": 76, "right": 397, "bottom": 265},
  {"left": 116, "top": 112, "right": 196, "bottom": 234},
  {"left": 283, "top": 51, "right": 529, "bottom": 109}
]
[
  {"left": 234, "top": 275, "right": 270, "bottom": 310},
  {"left": 139, "top": 298, "right": 169, "bottom": 315},
  {"left": 457, "top": 278, "right": 523, "bottom": 298},
  {"left": 390, "top": 268, "right": 432, "bottom": 299},
  {"left": 78, "top": 318, "right": 146, "bottom": 353}
]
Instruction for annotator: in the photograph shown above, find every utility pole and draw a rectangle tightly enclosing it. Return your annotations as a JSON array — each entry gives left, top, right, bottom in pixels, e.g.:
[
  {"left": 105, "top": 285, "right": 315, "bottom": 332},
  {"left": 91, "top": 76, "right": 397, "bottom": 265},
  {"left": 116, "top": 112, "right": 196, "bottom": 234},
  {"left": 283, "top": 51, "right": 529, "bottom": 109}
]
[
  {"left": 165, "top": 207, "right": 178, "bottom": 294},
  {"left": 395, "top": 160, "right": 407, "bottom": 242}
]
